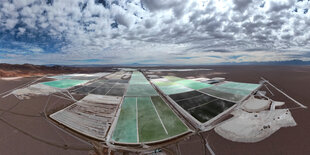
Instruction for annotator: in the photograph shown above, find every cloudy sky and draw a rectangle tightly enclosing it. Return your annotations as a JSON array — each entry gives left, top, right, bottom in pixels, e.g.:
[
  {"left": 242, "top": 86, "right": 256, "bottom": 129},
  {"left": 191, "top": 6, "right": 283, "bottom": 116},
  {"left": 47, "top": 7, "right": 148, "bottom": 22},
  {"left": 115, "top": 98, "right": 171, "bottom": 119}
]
[{"left": 0, "top": 0, "right": 309, "bottom": 65}]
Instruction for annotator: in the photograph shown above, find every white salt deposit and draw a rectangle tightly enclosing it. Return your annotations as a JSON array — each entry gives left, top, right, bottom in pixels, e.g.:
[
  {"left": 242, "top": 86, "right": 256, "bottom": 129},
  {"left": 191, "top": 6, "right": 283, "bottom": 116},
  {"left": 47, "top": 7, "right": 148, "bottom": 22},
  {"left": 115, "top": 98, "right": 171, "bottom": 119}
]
[
  {"left": 215, "top": 109, "right": 296, "bottom": 143},
  {"left": 242, "top": 96, "right": 271, "bottom": 112},
  {"left": 82, "top": 94, "right": 121, "bottom": 105},
  {"left": 11, "top": 83, "right": 59, "bottom": 99},
  {"left": 1, "top": 77, "right": 22, "bottom": 80}
]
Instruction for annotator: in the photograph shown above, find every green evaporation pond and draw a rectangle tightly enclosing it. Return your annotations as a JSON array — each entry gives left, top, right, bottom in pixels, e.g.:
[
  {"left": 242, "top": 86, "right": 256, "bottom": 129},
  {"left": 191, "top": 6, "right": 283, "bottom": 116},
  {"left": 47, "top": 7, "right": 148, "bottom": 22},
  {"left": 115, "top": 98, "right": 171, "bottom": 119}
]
[
  {"left": 175, "top": 79, "right": 212, "bottom": 90},
  {"left": 112, "top": 97, "right": 138, "bottom": 143},
  {"left": 112, "top": 96, "right": 189, "bottom": 144},
  {"left": 208, "top": 85, "right": 252, "bottom": 96},
  {"left": 42, "top": 79, "right": 88, "bottom": 89},
  {"left": 219, "top": 82, "right": 260, "bottom": 91},
  {"left": 129, "top": 80, "right": 150, "bottom": 85},
  {"left": 153, "top": 81, "right": 175, "bottom": 86},
  {"left": 151, "top": 96, "right": 189, "bottom": 136},
  {"left": 129, "top": 72, "right": 150, "bottom": 84},
  {"left": 158, "top": 85, "right": 193, "bottom": 95},
  {"left": 126, "top": 84, "right": 158, "bottom": 96},
  {"left": 164, "top": 76, "right": 183, "bottom": 82},
  {"left": 163, "top": 76, "right": 212, "bottom": 90},
  {"left": 137, "top": 97, "right": 168, "bottom": 142}
]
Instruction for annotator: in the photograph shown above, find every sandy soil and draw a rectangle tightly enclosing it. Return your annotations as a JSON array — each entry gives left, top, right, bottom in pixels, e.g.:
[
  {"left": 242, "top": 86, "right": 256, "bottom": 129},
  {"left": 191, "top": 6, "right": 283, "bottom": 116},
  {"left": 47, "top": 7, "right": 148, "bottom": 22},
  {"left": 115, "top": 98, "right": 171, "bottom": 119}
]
[{"left": 0, "top": 77, "right": 93, "bottom": 155}]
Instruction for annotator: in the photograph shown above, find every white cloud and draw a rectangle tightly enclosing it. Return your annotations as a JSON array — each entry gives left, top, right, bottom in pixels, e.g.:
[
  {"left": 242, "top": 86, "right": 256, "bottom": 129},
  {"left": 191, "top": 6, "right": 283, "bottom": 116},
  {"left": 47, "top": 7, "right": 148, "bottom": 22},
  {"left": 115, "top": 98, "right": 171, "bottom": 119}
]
[
  {"left": 0, "top": 0, "right": 309, "bottom": 64},
  {"left": 264, "top": 0, "right": 295, "bottom": 12},
  {"left": 18, "top": 27, "right": 26, "bottom": 35},
  {"left": 5, "top": 18, "right": 18, "bottom": 29}
]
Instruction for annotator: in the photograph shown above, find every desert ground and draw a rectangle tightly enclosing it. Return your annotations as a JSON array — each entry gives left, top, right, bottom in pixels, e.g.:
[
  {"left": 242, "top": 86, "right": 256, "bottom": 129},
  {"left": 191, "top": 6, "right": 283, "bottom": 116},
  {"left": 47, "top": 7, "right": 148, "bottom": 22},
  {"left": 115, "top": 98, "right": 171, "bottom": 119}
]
[
  {"left": 0, "top": 77, "right": 93, "bottom": 155},
  {"left": 0, "top": 65, "right": 309, "bottom": 155}
]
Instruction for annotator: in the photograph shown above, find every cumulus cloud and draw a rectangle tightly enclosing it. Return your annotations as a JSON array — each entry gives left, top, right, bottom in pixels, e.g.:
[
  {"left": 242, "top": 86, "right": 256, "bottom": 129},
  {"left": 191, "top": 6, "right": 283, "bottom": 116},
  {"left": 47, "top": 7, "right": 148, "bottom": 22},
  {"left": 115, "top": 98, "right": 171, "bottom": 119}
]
[
  {"left": 265, "top": 0, "right": 295, "bottom": 12},
  {"left": 0, "top": 0, "right": 309, "bottom": 65},
  {"left": 233, "top": 0, "right": 253, "bottom": 12},
  {"left": 18, "top": 27, "right": 26, "bottom": 35},
  {"left": 141, "top": 0, "right": 186, "bottom": 12}
]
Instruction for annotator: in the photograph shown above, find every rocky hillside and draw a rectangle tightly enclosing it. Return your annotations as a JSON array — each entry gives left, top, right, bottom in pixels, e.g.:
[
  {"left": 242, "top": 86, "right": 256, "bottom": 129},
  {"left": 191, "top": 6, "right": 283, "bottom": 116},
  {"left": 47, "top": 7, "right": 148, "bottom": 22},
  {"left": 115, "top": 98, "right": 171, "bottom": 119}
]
[{"left": 0, "top": 63, "right": 113, "bottom": 77}]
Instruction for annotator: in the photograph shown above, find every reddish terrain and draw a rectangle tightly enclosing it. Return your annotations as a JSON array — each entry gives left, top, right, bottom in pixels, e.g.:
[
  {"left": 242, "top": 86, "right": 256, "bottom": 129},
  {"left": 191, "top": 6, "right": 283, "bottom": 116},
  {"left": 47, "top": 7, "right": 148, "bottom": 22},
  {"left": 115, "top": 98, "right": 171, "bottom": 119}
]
[{"left": 0, "top": 63, "right": 113, "bottom": 77}]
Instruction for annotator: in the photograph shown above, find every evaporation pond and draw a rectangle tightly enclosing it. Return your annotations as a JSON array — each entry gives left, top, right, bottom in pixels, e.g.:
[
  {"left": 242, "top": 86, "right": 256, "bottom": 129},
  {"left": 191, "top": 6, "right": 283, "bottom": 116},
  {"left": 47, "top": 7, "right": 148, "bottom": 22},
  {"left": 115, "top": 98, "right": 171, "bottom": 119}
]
[{"left": 42, "top": 79, "right": 88, "bottom": 89}]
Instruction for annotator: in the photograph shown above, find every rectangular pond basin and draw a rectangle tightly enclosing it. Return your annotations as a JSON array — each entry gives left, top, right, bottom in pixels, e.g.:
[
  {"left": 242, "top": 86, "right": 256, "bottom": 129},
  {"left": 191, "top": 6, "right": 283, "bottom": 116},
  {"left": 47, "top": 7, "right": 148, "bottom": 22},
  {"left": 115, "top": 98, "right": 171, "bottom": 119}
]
[
  {"left": 42, "top": 79, "right": 88, "bottom": 89},
  {"left": 174, "top": 79, "right": 213, "bottom": 90},
  {"left": 111, "top": 96, "right": 189, "bottom": 144},
  {"left": 160, "top": 76, "right": 213, "bottom": 90},
  {"left": 126, "top": 84, "right": 158, "bottom": 96},
  {"left": 50, "top": 94, "right": 121, "bottom": 141},
  {"left": 111, "top": 97, "right": 138, "bottom": 143},
  {"left": 219, "top": 82, "right": 261, "bottom": 91},
  {"left": 157, "top": 84, "right": 193, "bottom": 95},
  {"left": 198, "top": 81, "right": 261, "bottom": 102},
  {"left": 170, "top": 91, "right": 235, "bottom": 123},
  {"left": 73, "top": 86, "right": 97, "bottom": 94},
  {"left": 200, "top": 86, "right": 251, "bottom": 102}
]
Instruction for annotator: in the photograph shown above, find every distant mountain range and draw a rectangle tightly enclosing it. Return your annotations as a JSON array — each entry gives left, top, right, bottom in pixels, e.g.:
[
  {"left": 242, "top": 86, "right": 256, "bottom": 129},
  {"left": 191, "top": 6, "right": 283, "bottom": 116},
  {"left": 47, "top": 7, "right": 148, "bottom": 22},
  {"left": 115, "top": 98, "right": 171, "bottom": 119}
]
[
  {"left": 46, "top": 63, "right": 168, "bottom": 67},
  {"left": 1, "top": 59, "right": 309, "bottom": 77},
  {"left": 218, "top": 60, "right": 310, "bottom": 65},
  {"left": 0, "top": 63, "right": 112, "bottom": 77},
  {"left": 46, "top": 60, "right": 310, "bottom": 67}
]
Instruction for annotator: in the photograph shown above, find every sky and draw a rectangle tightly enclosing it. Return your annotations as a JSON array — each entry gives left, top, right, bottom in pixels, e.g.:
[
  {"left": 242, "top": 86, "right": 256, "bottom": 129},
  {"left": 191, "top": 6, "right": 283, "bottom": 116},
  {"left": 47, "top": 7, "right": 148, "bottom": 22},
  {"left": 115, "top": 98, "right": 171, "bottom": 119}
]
[{"left": 0, "top": 0, "right": 310, "bottom": 65}]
